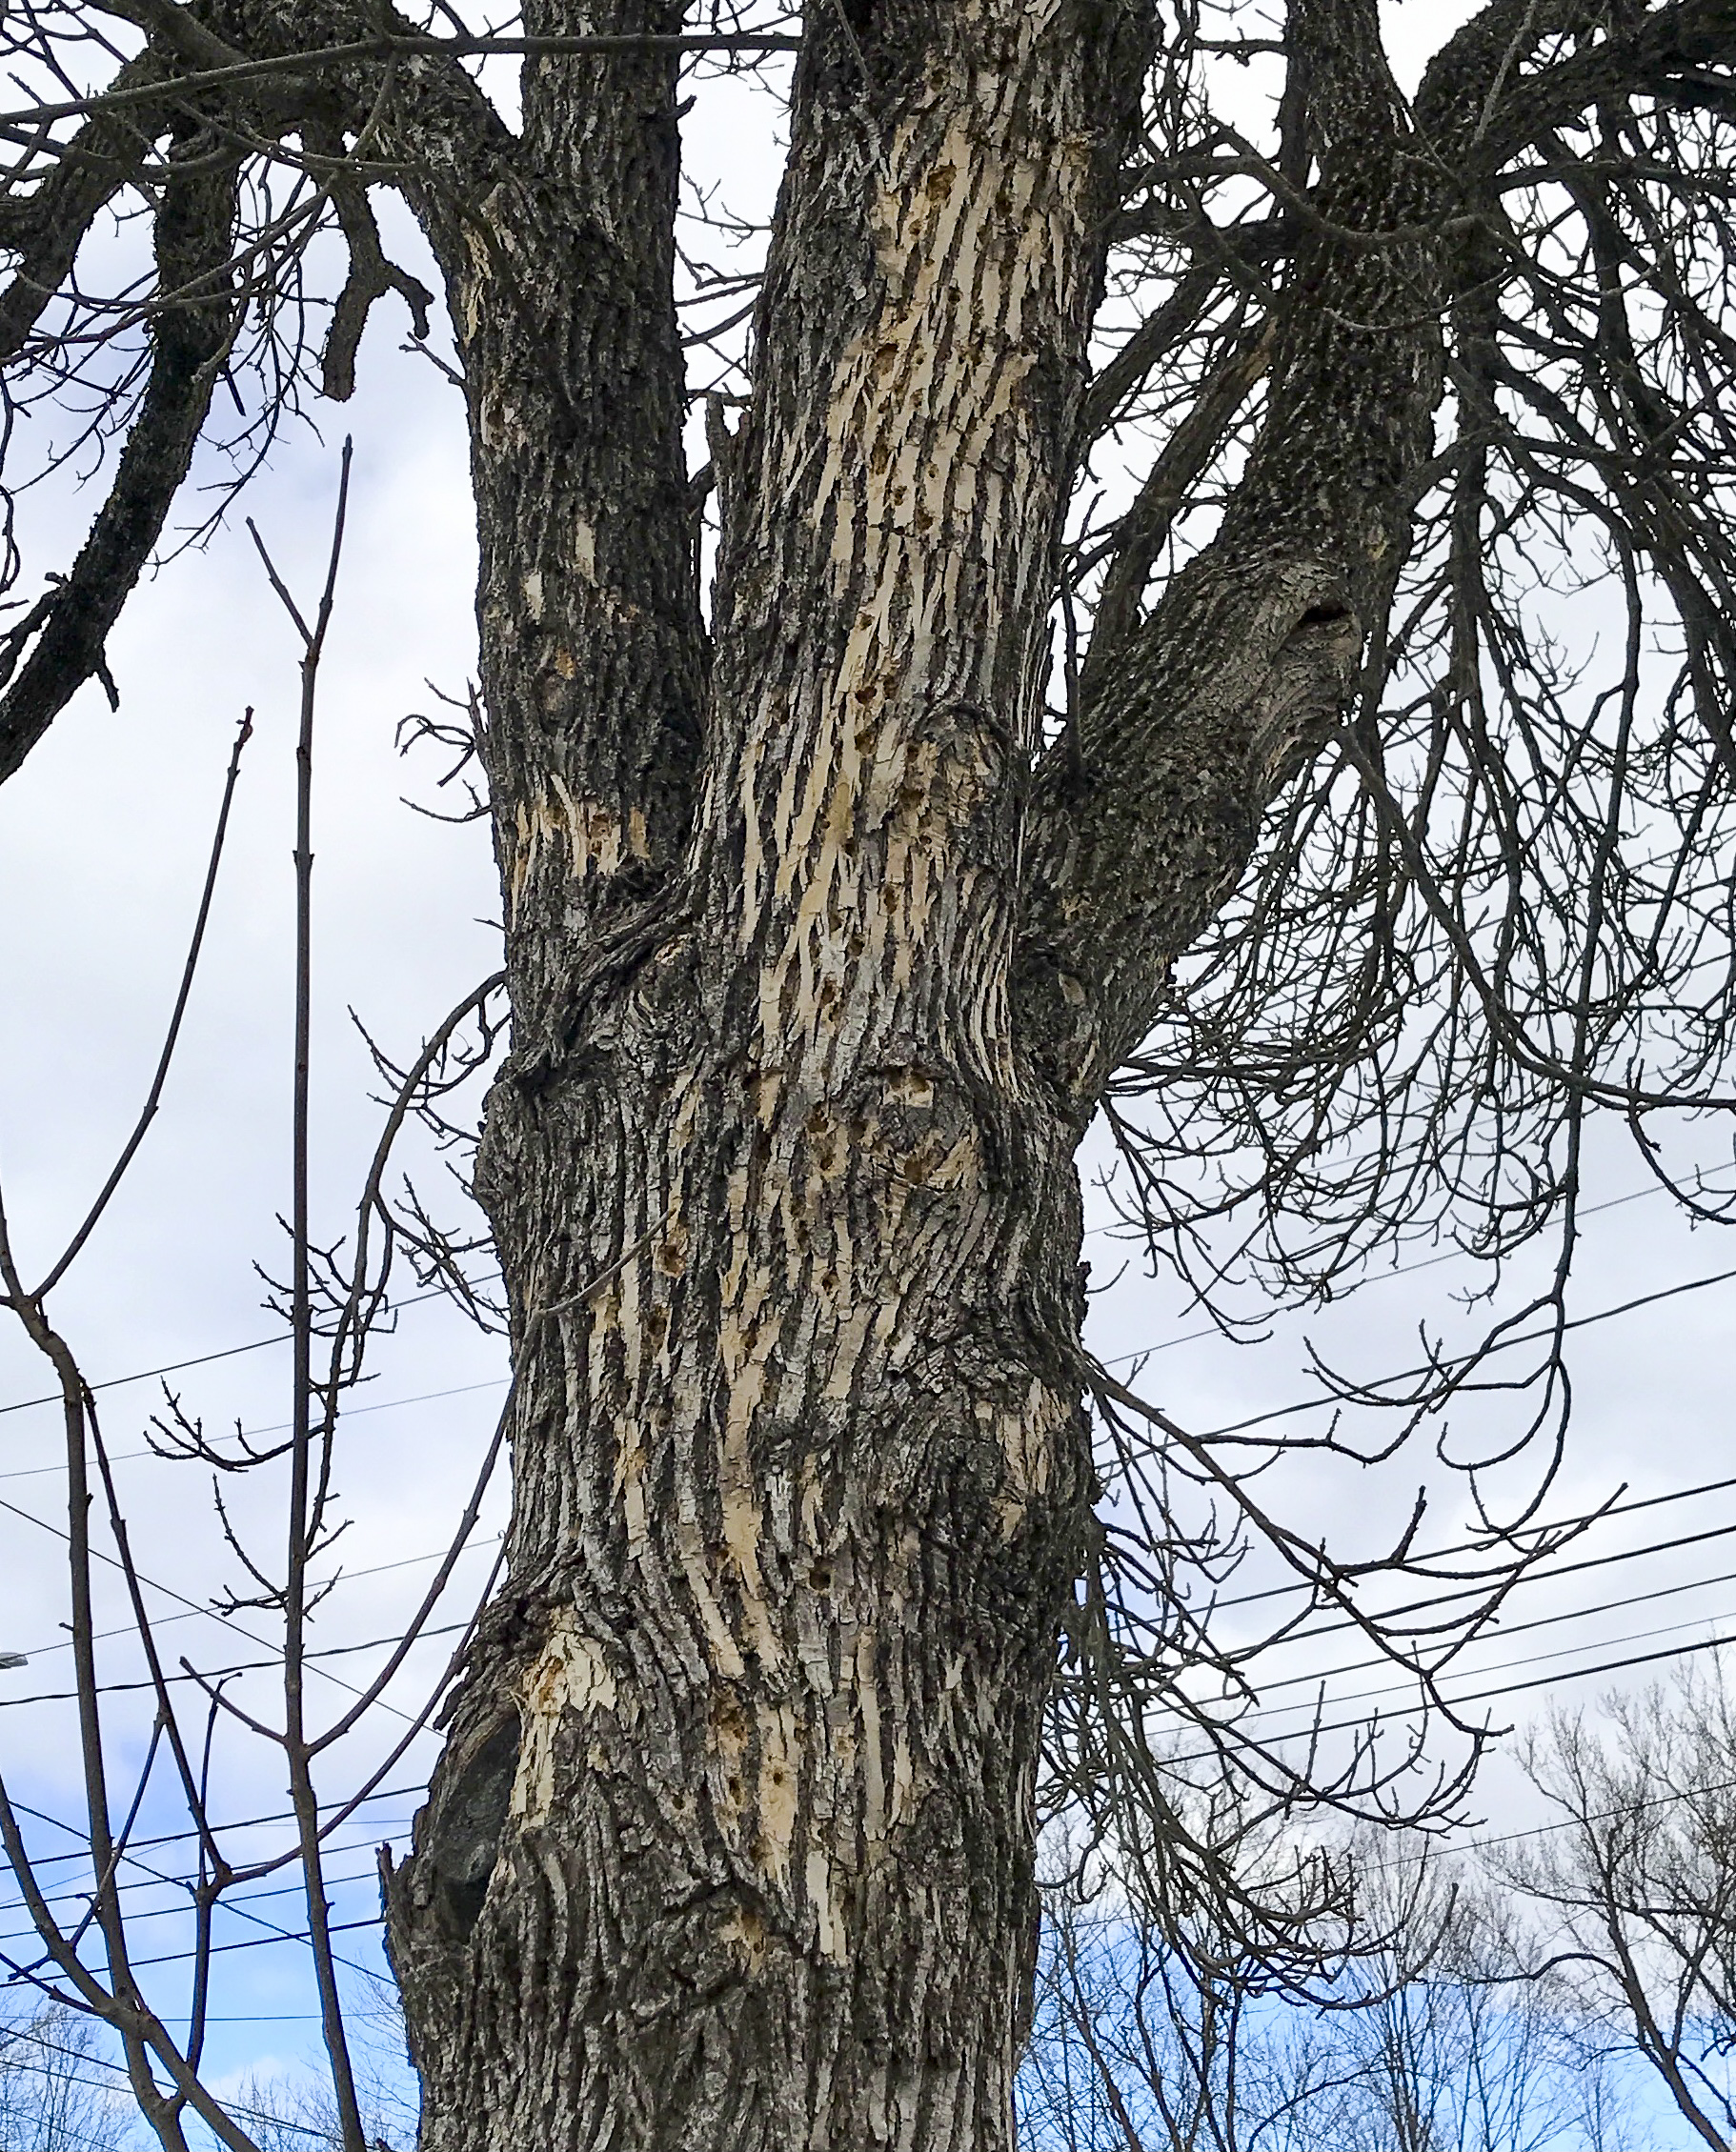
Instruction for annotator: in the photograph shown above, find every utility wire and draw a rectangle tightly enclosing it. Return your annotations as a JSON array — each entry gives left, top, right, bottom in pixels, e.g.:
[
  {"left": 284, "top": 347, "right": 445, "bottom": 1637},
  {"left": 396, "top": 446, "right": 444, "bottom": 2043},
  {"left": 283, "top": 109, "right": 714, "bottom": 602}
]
[
  {"left": 1088, "top": 1168, "right": 1736, "bottom": 1362},
  {"left": 1162, "top": 1617, "right": 1736, "bottom": 1767},
  {"left": 1218, "top": 1468, "right": 1736, "bottom": 1618},
  {"left": 0, "top": 1840, "right": 402, "bottom": 1929},
  {"left": 3, "top": 1258, "right": 1726, "bottom": 1646},
  {"left": 14, "top": 1533, "right": 501, "bottom": 1667},
  {"left": 0, "top": 1856, "right": 390, "bottom": 1947},
  {"left": 9, "top": 1782, "right": 421, "bottom": 1875},
  {"left": 0, "top": 1284, "right": 458, "bottom": 1419},
  {"left": 8, "top": 1621, "right": 1736, "bottom": 1986},
  {"left": 1237, "top": 1600, "right": 1736, "bottom": 1728},
  {"left": 1242, "top": 1517, "right": 1736, "bottom": 1665},
  {"left": 14, "top": 1556, "right": 1736, "bottom": 1900},
  {"left": 14, "top": 1507, "right": 1736, "bottom": 1720},
  {"left": 0, "top": 1482, "right": 490, "bottom": 1726},
  {"left": 1242, "top": 1553, "right": 1736, "bottom": 1699},
  {"left": 0, "top": 1620, "right": 468, "bottom": 1710},
  {"left": 0, "top": 1373, "right": 508, "bottom": 1482},
  {"left": 1172, "top": 1263, "right": 1736, "bottom": 1438},
  {"left": 0, "top": 2021, "right": 349, "bottom": 2142},
  {"left": 11, "top": 1518, "right": 1736, "bottom": 1923}
]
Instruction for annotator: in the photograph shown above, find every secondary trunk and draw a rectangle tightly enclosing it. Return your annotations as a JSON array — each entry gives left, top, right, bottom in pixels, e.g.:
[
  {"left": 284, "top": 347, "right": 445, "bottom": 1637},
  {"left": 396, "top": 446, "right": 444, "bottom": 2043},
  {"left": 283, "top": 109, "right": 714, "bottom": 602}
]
[{"left": 386, "top": 8, "right": 1151, "bottom": 2149}]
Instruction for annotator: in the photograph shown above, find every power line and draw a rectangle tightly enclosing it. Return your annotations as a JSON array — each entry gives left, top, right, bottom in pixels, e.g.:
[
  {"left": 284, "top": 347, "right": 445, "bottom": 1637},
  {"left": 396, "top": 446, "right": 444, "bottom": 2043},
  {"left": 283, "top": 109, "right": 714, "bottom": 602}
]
[
  {"left": 1087, "top": 1167, "right": 1736, "bottom": 1362},
  {"left": 18, "top": 1617, "right": 1736, "bottom": 1984},
  {"left": 0, "top": 2021, "right": 345, "bottom": 2143},
  {"left": 8, "top": 1265, "right": 1725, "bottom": 1669},
  {"left": 10, "top": 1534, "right": 1736, "bottom": 1916},
  {"left": 1244, "top": 1514, "right": 1736, "bottom": 1664},
  {"left": 0, "top": 1247, "right": 1722, "bottom": 1699},
  {"left": 14, "top": 1501, "right": 1735, "bottom": 1732},
  {"left": 0, "top": 1284, "right": 458, "bottom": 1420},
  {"left": 1183, "top": 1263, "right": 1736, "bottom": 1440},
  {"left": 0, "top": 1901, "right": 392, "bottom": 1983},
  {"left": 3, "top": 1175, "right": 1707, "bottom": 1435},
  {"left": 0, "top": 1486, "right": 490, "bottom": 1727},
  {"left": 0, "top": 1834, "right": 405, "bottom": 1928},
  {"left": 1220, "top": 1468, "right": 1736, "bottom": 1619},
  {"left": 14, "top": 1532, "right": 1736, "bottom": 1914},
  {"left": 1242, "top": 1600, "right": 1736, "bottom": 1730},
  {"left": 0, "top": 1858, "right": 391, "bottom": 1949},
  {"left": 0, "top": 1832, "right": 415, "bottom": 1941},
  {"left": 0, "top": 1620, "right": 469, "bottom": 1711},
  {"left": 16, "top": 1533, "right": 502, "bottom": 1667},
  {"left": 8, "top": 1782, "right": 422, "bottom": 1876},
  {"left": 1245, "top": 1555, "right": 1736, "bottom": 1701},
  {"left": 1164, "top": 1618, "right": 1736, "bottom": 1767},
  {"left": 2, "top": 1794, "right": 394, "bottom": 1981},
  {"left": 0, "top": 1372, "right": 508, "bottom": 1484}
]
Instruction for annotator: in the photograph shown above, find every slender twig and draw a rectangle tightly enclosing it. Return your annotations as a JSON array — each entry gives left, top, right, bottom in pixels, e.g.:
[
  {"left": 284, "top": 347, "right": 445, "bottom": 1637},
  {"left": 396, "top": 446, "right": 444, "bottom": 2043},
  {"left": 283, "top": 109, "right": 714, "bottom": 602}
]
[
  {"left": 32, "top": 709, "right": 253, "bottom": 1301},
  {"left": 251, "top": 440, "right": 367, "bottom": 2152}
]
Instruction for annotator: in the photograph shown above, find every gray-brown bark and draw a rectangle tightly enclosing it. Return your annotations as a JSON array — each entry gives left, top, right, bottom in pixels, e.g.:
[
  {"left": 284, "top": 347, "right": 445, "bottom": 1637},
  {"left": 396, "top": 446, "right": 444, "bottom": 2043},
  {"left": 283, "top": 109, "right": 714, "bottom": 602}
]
[{"left": 386, "top": 9, "right": 1156, "bottom": 2147}]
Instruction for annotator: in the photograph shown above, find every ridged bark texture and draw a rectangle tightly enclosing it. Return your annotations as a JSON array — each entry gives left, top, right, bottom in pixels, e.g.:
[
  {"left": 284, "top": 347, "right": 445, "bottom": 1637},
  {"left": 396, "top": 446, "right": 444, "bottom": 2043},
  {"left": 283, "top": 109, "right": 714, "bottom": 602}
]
[
  {"left": 387, "top": 8, "right": 1152, "bottom": 2151},
  {"left": 1019, "top": 0, "right": 1449, "bottom": 1099}
]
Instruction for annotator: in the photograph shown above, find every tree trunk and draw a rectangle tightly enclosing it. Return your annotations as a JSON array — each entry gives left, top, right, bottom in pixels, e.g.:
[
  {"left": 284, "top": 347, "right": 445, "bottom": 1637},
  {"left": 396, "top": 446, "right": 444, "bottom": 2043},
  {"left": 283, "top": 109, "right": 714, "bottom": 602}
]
[
  {"left": 382, "top": 3, "right": 1448, "bottom": 2147},
  {"left": 385, "top": 8, "right": 1150, "bottom": 2148}
]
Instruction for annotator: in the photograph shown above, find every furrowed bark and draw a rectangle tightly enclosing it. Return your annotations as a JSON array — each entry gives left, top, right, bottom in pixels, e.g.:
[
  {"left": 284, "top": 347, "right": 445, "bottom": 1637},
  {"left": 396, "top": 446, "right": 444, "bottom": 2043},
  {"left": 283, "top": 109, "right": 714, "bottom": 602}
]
[
  {"left": 1018, "top": 0, "right": 1450, "bottom": 1104},
  {"left": 387, "top": 6, "right": 1153, "bottom": 2148},
  {"left": 446, "top": 2, "right": 707, "bottom": 1021}
]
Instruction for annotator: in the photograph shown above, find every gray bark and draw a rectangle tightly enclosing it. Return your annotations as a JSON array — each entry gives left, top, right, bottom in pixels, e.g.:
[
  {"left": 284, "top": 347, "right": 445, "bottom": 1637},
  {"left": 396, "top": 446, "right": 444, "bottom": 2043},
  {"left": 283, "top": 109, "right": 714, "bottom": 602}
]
[
  {"left": 378, "top": 7, "right": 1512, "bottom": 2148},
  {"left": 386, "top": 9, "right": 1158, "bottom": 2147}
]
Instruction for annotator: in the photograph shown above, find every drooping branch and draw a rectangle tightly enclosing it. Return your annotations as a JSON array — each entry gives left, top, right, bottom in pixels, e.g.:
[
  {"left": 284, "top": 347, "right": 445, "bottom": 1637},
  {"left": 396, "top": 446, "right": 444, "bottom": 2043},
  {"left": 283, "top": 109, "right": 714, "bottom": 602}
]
[
  {"left": 1034, "top": 0, "right": 1736, "bottom": 1378},
  {"left": 0, "top": 117, "right": 240, "bottom": 782},
  {"left": 309, "top": 121, "right": 433, "bottom": 400},
  {"left": 0, "top": 58, "right": 166, "bottom": 362}
]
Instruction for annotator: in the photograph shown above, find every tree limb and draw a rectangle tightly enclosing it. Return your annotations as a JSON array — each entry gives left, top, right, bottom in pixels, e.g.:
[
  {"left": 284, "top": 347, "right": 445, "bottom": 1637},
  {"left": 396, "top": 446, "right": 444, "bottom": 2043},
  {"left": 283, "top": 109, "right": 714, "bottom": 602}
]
[{"left": 0, "top": 127, "right": 239, "bottom": 784}]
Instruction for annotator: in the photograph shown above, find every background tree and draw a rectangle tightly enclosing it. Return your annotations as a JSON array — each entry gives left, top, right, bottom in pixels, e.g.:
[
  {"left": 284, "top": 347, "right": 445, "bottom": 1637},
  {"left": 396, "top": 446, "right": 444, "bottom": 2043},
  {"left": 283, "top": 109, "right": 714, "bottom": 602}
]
[
  {"left": 1022, "top": 1823, "right": 1636, "bottom": 2152},
  {"left": 3, "top": 3, "right": 1736, "bottom": 2152},
  {"left": 1495, "top": 1666, "right": 1736, "bottom": 2152},
  {"left": 0, "top": 2002, "right": 134, "bottom": 2151}
]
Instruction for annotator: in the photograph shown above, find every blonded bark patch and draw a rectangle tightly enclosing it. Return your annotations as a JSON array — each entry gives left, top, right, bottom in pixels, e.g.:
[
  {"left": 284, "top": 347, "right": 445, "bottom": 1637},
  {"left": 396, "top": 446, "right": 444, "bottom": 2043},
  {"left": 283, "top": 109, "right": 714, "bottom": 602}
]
[{"left": 387, "top": 9, "right": 1152, "bottom": 2151}]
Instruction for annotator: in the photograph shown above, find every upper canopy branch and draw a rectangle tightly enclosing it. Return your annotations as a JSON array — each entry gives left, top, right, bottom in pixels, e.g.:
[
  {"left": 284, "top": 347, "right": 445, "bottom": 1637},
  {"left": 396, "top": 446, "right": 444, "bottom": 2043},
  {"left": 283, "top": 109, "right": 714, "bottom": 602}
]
[
  {"left": 1021, "top": 0, "right": 1736, "bottom": 1129},
  {"left": 1419, "top": 0, "right": 1736, "bottom": 167},
  {"left": 0, "top": 119, "right": 241, "bottom": 782},
  {"left": 0, "top": 25, "right": 800, "bottom": 135}
]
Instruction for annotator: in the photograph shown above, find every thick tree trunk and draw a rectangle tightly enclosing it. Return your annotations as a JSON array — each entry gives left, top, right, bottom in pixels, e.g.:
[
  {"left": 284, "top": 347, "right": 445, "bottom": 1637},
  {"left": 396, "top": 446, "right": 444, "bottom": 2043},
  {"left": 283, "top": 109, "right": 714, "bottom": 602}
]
[
  {"left": 386, "top": 8, "right": 1150, "bottom": 2149},
  {"left": 383, "top": 4, "right": 1453, "bottom": 2147}
]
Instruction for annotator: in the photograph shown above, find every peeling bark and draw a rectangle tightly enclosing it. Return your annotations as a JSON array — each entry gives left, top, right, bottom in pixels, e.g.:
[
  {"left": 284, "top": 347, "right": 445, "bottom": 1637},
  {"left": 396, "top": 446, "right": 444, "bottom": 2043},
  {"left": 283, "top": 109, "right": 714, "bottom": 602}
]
[{"left": 387, "top": 8, "right": 1154, "bottom": 2149}]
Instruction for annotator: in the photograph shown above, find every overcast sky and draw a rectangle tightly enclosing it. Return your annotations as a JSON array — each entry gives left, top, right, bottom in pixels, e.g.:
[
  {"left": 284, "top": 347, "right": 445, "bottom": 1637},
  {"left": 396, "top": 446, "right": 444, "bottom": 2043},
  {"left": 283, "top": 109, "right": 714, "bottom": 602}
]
[{"left": 0, "top": 5, "right": 1732, "bottom": 2139}]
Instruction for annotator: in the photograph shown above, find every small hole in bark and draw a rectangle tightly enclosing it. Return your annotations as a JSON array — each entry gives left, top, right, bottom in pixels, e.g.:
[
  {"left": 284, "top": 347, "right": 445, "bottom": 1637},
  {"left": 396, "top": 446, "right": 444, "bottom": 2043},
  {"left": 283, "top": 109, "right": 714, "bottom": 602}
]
[
  {"left": 809, "top": 1566, "right": 832, "bottom": 1592},
  {"left": 1297, "top": 603, "right": 1351, "bottom": 628}
]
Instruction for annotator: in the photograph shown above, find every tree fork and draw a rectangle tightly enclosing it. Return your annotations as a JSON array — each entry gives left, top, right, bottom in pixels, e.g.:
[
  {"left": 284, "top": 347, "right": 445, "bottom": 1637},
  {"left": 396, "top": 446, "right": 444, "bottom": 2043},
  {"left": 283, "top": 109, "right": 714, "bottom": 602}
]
[{"left": 385, "top": 5, "right": 1155, "bottom": 2148}]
